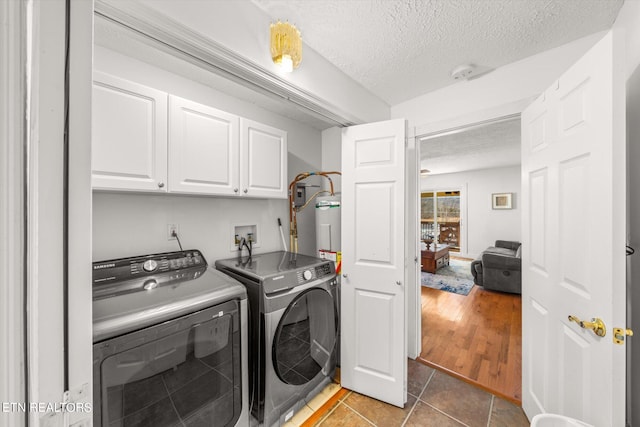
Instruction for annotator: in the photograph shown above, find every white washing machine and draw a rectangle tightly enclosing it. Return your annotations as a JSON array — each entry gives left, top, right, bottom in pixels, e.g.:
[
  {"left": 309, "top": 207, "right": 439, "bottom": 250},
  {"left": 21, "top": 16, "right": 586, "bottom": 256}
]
[{"left": 215, "top": 251, "right": 338, "bottom": 427}]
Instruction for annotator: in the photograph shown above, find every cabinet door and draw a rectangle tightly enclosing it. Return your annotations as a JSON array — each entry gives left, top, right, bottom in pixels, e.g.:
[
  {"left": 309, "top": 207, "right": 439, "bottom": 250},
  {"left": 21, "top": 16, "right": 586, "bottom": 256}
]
[
  {"left": 240, "top": 118, "right": 287, "bottom": 199},
  {"left": 92, "top": 72, "right": 168, "bottom": 192},
  {"left": 169, "top": 96, "right": 240, "bottom": 195}
]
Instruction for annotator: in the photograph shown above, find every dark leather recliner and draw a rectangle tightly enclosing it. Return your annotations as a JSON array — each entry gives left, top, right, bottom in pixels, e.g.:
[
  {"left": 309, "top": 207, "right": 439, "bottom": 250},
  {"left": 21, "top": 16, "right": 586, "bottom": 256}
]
[{"left": 470, "top": 240, "right": 522, "bottom": 294}]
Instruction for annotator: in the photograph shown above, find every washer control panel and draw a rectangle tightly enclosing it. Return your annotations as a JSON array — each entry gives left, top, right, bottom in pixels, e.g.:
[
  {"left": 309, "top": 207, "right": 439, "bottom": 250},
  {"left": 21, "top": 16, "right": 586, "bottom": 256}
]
[
  {"left": 93, "top": 250, "right": 206, "bottom": 286},
  {"left": 315, "top": 263, "right": 333, "bottom": 278},
  {"left": 295, "top": 261, "right": 334, "bottom": 284}
]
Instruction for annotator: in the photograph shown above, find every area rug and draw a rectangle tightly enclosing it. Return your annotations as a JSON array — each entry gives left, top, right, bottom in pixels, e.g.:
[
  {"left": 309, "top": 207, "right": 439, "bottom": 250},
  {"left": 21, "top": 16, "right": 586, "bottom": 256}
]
[
  {"left": 421, "top": 258, "right": 474, "bottom": 296},
  {"left": 431, "top": 258, "right": 474, "bottom": 280}
]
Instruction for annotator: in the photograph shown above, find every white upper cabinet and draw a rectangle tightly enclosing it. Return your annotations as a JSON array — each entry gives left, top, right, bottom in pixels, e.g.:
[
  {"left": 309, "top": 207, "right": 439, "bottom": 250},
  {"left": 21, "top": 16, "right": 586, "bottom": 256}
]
[
  {"left": 91, "top": 74, "right": 287, "bottom": 198},
  {"left": 241, "top": 118, "right": 288, "bottom": 199},
  {"left": 92, "top": 72, "right": 168, "bottom": 192},
  {"left": 168, "top": 96, "right": 240, "bottom": 195}
]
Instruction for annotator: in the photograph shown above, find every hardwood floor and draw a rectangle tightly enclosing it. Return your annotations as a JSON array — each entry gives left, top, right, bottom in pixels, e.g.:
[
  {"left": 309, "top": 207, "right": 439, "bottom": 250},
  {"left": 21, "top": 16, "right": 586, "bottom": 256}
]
[{"left": 419, "top": 283, "right": 522, "bottom": 404}]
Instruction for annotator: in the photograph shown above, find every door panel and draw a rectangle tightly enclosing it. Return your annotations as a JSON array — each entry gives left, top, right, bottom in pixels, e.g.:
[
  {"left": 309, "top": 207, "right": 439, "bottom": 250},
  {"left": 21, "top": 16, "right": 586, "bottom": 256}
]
[
  {"left": 560, "top": 326, "right": 590, "bottom": 417},
  {"left": 559, "top": 155, "right": 590, "bottom": 293},
  {"left": 355, "top": 183, "right": 394, "bottom": 264},
  {"left": 341, "top": 119, "right": 406, "bottom": 407},
  {"left": 354, "top": 289, "right": 395, "bottom": 374},
  {"left": 528, "top": 299, "right": 549, "bottom": 410},
  {"left": 529, "top": 169, "right": 548, "bottom": 271},
  {"left": 521, "top": 30, "right": 626, "bottom": 425},
  {"left": 355, "top": 137, "right": 396, "bottom": 165}
]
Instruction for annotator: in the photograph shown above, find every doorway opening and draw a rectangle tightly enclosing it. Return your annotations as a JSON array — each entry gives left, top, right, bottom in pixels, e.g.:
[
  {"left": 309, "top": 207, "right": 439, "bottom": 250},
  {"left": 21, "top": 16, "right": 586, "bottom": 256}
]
[{"left": 417, "top": 115, "right": 523, "bottom": 404}]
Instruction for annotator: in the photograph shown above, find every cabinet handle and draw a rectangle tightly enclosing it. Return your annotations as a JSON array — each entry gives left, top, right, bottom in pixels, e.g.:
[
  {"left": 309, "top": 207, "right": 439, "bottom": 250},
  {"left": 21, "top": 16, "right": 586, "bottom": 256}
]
[
  {"left": 243, "top": 189, "right": 248, "bottom": 194},
  {"left": 233, "top": 188, "right": 239, "bottom": 193},
  {"left": 157, "top": 182, "right": 165, "bottom": 188}
]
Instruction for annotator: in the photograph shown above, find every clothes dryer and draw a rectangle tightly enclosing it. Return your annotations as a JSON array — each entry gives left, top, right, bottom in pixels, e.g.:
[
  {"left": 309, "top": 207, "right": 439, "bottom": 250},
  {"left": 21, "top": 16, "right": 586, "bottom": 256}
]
[{"left": 215, "top": 251, "right": 338, "bottom": 427}]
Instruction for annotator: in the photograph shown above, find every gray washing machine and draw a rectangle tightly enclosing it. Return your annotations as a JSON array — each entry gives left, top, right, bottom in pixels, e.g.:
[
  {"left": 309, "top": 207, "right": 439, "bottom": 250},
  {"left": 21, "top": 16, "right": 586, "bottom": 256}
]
[
  {"left": 92, "top": 250, "right": 249, "bottom": 427},
  {"left": 215, "top": 251, "right": 338, "bottom": 427}
]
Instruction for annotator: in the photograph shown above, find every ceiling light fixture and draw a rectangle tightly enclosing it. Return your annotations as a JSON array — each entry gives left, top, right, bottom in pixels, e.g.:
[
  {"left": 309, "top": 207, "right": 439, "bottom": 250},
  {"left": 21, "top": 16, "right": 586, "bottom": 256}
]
[{"left": 270, "top": 21, "right": 302, "bottom": 73}]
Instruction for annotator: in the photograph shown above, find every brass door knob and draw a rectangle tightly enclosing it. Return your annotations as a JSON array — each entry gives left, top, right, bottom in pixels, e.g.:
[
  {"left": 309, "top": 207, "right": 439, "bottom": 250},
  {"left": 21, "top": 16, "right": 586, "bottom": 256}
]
[{"left": 568, "top": 315, "right": 606, "bottom": 337}]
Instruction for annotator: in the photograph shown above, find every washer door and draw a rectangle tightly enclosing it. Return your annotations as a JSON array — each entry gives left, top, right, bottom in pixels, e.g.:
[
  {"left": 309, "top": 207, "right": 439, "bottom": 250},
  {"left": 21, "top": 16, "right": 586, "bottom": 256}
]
[{"left": 273, "top": 288, "right": 337, "bottom": 385}]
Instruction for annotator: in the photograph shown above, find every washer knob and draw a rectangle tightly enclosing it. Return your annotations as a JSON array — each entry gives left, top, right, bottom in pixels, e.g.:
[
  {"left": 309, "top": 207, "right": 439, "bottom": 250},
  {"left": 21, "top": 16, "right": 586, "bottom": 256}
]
[
  {"left": 302, "top": 270, "right": 313, "bottom": 281},
  {"left": 142, "top": 259, "right": 158, "bottom": 272},
  {"left": 143, "top": 279, "right": 158, "bottom": 290}
]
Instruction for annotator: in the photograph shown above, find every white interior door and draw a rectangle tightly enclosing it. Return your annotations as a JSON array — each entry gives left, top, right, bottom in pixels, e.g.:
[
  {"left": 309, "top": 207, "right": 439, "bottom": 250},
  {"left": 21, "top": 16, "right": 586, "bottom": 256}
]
[
  {"left": 341, "top": 119, "right": 407, "bottom": 407},
  {"left": 521, "top": 30, "right": 626, "bottom": 426}
]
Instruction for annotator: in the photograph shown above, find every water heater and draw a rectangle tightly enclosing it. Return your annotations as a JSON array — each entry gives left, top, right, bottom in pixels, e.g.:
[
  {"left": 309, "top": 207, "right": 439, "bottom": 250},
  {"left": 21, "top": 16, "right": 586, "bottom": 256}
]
[{"left": 315, "top": 196, "right": 341, "bottom": 253}]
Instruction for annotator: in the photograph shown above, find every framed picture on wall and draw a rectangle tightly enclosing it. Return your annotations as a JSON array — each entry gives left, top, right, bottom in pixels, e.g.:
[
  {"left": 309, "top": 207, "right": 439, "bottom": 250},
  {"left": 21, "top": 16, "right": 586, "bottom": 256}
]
[{"left": 492, "top": 193, "right": 513, "bottom": 209}]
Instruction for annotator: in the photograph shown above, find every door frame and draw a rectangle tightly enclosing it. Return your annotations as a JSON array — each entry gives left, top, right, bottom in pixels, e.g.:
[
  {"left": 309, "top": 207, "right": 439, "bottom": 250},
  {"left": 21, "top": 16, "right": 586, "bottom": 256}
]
[
  {"left": 409, "top": 97, "right": 533, "bottom": 370},
  {"left": 2, "top": 1, "right": 93, "bottom": 425},
  {"left": 1, "top": 1, "right": 28, "bottom": 423}
]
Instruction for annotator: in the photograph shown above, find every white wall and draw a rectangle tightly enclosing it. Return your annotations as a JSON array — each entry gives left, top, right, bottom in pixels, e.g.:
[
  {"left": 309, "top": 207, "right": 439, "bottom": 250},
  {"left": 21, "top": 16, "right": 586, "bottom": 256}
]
[
  {"left": 612, "top": 2, "right": 640, "bottom": 424},
  {"left": 321, "top": 126, "right": 343, "bottom": 194},
  {"left": 421, "top": 166, "right": 521, "bottom": 259},
  {"left": 391, "top": 32, "right": 605, "bottom": 129},
  {"left": 94, "top": 194, "right": 291, "bottom": 262},
  {"left": 93, "top": 46, "right": 323, "bottom": 262}
]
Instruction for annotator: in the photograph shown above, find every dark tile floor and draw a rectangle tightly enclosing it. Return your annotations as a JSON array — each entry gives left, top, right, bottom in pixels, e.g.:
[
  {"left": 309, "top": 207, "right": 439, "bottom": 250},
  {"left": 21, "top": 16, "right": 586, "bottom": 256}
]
[{"left": 314, "top": 359, "right": 530, "bottom": 427}]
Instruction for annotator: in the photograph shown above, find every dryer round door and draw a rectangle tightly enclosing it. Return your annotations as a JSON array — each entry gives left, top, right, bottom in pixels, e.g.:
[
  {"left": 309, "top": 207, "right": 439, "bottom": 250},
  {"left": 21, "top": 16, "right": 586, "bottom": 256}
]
[{"left": 272, "top": 287, "right": 337, "bottom": 385}]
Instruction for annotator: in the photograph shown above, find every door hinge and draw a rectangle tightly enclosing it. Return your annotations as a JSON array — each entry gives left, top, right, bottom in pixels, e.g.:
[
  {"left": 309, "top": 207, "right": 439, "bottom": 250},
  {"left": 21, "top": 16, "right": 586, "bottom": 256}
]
[{"left": 613, "top": 327, "right": 634, "bottom": 345}]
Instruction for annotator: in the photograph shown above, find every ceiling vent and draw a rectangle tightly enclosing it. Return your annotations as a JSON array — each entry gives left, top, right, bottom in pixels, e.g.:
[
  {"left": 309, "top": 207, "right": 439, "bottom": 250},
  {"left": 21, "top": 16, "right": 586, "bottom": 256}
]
[{"left": 451, "top": 64, "right": 475, "bottom": 80}]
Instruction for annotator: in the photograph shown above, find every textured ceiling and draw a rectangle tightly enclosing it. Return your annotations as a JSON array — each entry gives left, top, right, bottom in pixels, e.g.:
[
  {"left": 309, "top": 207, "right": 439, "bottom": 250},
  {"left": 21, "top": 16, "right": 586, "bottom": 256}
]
[
  {"left": 252, "top": 0, "right": 623, "bottom": 105},
  {"left": 421, "top": 117, "right": 521, "bottom": 175}
]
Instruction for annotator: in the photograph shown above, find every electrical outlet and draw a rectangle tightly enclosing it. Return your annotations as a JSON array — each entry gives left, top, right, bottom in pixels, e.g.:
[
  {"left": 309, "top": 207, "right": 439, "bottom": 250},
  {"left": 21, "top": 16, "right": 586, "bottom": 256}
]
[{"left": 167, "top": 224, "right": 179, "bottom": 240}]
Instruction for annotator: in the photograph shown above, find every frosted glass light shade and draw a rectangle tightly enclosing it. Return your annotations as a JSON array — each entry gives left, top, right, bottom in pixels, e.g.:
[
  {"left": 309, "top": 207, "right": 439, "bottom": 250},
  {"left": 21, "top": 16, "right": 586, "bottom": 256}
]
[{"left": 270, "top": 21, "right": 302, "bottom": 72}]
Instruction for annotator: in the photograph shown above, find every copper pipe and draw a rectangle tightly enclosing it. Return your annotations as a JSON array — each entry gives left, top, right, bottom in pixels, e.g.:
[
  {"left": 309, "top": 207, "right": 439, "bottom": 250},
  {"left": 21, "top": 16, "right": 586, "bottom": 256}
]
[{"left": 287, "top": 171, "right": 342, "bottom": 253}]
